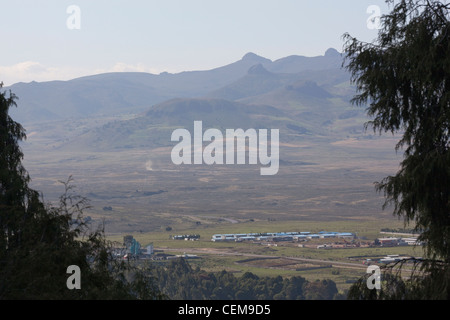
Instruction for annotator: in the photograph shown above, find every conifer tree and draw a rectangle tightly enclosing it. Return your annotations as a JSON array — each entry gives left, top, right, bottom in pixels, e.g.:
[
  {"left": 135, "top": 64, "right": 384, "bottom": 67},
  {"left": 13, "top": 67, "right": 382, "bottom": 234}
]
[
  {"left": 343, "top": 0, "right": 450, "bottom": 299},
  {"left": 0, "top": 83, "right": 163, "bottom": 299}
]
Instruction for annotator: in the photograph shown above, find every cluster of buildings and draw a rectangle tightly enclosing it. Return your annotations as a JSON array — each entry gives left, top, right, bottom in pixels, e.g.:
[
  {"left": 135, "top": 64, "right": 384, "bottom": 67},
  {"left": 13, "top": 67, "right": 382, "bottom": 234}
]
[
  {"left": 364, "top": 254, "right": 421, "bottom": 265},
  {"left": 117, "top": 235, "right": 198, "bottom": 261},
  {"left": 115, "top": 235, "right": 154, "bottom": 259},
  {"left": 113, "top": 232, "right": 422, "bottom": 262},
  {"left": 211, "top": 231, "right": 356, "bottom": 243},
  {"left": 376, "top": 236, "right": 423, "bottom": 247},
  {"left": 210, "top": 231, "right": 423, "bottom": 249}
]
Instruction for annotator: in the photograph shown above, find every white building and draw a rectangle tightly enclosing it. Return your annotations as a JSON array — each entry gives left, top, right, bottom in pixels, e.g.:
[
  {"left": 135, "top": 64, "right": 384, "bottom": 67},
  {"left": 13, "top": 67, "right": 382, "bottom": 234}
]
[{"left": 146, "top": 243, "right": 154, "bottom": 255}]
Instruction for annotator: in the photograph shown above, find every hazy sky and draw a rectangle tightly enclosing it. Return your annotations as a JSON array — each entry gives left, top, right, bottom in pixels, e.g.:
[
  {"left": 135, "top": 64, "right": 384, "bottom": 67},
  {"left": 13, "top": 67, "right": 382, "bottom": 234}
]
[{"left": 0, "top": 0, "right": 390, "bottom": 85}]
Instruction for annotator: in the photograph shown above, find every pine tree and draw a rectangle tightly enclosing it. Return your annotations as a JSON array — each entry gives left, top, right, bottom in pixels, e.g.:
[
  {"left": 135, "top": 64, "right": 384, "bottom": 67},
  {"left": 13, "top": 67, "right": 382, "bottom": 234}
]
[
  {"left": 343, "top": 0, "right": 450, "bottom": 299},
  {"left": 0, "top": 83, "right": 163, "bottom": 299}
]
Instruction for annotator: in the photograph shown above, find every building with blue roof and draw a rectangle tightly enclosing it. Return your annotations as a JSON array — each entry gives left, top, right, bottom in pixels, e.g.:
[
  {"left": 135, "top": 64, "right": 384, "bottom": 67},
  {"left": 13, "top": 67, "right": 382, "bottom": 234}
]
[{"left": 211, "top": 231, "right": 356, "bottom": 242}]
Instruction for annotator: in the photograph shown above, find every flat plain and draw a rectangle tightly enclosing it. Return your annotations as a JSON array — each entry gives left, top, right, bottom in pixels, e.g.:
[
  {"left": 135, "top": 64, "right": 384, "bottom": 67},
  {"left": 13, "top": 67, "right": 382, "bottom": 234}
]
[{"left": 20, "top": 117, "right": 417, "bottom": 294}]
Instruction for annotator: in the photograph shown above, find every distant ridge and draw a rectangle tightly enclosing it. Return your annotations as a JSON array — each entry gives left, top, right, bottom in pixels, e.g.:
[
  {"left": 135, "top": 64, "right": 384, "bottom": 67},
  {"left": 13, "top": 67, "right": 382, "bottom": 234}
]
[{"left": 6, "top": 48, "right": 344, "bottom": 124}]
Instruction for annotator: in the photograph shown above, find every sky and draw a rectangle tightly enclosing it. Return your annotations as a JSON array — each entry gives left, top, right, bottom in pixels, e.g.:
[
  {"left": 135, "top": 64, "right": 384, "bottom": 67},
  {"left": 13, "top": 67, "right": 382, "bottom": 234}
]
[{"left": 0, "top": 0, "right": 390, "bottom": 86}]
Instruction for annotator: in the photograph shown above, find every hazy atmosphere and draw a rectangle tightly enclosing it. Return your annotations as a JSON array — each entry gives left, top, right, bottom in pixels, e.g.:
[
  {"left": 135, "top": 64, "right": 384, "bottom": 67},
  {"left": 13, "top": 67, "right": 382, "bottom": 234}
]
[
  {"left": 1, "top": 0, "right": 388, "bottom": 85},
  {"left": 1, "top": 0, "right": 448, "bottom": 306}
]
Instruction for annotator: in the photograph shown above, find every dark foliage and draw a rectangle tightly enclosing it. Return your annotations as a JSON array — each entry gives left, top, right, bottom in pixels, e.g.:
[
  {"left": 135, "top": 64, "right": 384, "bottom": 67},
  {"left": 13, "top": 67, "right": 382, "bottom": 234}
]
[
  {"left": 343, "top": 1, "right": 450, "bottom": 299},
  {"left": 0, "top": 85, "right": 163, "bottom": 299},
  {"left": 149, "top": 258, "right": 341, "bottom": 300}
]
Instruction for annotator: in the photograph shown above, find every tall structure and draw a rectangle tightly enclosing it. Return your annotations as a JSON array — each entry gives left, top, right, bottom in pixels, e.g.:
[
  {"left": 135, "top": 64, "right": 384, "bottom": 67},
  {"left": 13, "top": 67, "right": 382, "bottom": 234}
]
[
  {"left": 146, "top": 243, "right": 154, "bottom": 255},
  {"left": 123, "top": 235, "right": 133, "bottom": 247},
  {"left": 129, "top": 238, "right": 141, "bottom": 255},
  {"left": 123, "top": 235, "right": 141, "bottom": 255}
]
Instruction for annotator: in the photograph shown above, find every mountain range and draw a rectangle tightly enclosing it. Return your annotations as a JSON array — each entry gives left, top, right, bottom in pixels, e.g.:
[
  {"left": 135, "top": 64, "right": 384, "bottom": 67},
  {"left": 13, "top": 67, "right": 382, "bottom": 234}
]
[
  {"left": 7, "top": 48, "right": 347, "bottom": 121},
  {"left": 5, "top": 48, "right": 372, "bottom": 153}
]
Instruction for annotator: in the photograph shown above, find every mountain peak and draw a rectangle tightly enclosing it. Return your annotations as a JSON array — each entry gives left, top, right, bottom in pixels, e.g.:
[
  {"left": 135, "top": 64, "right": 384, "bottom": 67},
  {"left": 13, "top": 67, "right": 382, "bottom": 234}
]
[
  {"left": 242, "top": 52, "right": 271, "bottom": 63},
  {"left": 324, "top": 48, "right": 341, "bottom": 57}
]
